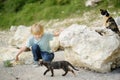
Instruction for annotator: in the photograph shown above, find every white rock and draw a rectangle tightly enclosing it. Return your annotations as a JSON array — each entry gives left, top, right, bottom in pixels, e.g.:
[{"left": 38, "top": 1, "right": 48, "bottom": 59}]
[
  {"left": 8, "top": 25, "right": 31, "bottom": 48},
  {"left": 115, "top": 17, "right": 120, "bottom": 26},
  {"left": 85, "top": 0, "right": 102, "bottom": 7},
  {"left": 50, "top": 37, "right": 60, "bottom": 52},
  {"left": 59, "top": 24, "right": 120, "bottom": 73},
  {"left": 10, "top": 26, "right": 17, "bottom": 32}
]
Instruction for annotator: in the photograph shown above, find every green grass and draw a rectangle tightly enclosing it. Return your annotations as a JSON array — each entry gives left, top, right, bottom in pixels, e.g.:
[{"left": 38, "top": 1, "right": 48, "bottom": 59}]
[
  {"left": 3, "top": 60, "right": 13, "bottom": 67},
  {"left": 0, "top": 0, "right": 120, "bottom": 30}
]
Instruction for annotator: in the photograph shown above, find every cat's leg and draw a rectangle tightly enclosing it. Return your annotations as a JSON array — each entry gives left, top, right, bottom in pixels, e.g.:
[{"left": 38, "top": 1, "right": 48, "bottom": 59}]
[
  {"left": 67, "top": 67, "right": 76, "bottom": 76},
  {"left": 50, "top": 68, "right": 54, "bottom": 77},
  {"left": 69, "top": 69, "right": 76, "bottom": 76},
  {"left": 62, "top": 71, "right": 68, "bottom": 76},
  {"left": 44, "top": 69, "right": 49, "bottom": 75},
  {"left": 62, "top": 68, "right": 68, "bottom": 76}
]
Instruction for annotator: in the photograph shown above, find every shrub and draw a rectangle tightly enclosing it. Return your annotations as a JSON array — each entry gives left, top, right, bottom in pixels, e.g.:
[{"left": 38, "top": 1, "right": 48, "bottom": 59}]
[
  {"left": 3, "top": 0, "right": 43, "bottom": 13},
  {"left": 4, "top": 0, "right": 26, "bottom": 12},
  {"left": 56, "top": 0, "right": 71, "bottom": 5},
  {"left": 114, "top": 0, "right": 120, "bottom": 8},
  {"left": 25, "top": 0, "right": 45, "bottom": 4},
  {"left": 0, "top": 0, "right": 5, "bottom": 12}
]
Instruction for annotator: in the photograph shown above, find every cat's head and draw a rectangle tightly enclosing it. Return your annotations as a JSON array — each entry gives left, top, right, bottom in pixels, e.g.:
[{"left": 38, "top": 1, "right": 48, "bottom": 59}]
[
  {"left": 100, "top": 9, "right": 109, "bottom": 17},
  {"left": 39, "top": 60, "right": 44, "bottom": 66},
  {"left": 39, "top": 60, "right": 50, "bottom": 66}
]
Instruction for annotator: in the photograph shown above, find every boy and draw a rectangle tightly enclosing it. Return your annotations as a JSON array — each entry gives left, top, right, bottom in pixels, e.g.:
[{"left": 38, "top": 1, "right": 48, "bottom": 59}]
[{"left": 15, "top": 23, "right": 59, "bottom": 66}]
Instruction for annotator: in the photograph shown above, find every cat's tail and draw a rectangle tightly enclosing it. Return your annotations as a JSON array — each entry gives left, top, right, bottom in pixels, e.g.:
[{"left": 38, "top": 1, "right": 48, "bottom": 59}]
[{"left": 68, "top": 62, "right": 79, "bottom": 71}]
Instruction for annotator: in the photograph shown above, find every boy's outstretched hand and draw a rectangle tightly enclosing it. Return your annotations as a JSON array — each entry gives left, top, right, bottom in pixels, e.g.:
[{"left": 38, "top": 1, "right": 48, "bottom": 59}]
[
  {"left": 15, "top": 55, "right": 19, "bottom": 61},
  {"left": 15, "top": 46, "right": 29, "bottom": 62}
]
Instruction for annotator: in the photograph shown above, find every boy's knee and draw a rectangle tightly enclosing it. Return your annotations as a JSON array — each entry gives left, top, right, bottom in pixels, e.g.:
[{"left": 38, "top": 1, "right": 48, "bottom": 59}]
[{"left": 32, "top": 44, "right": 39, "bottom": 50}]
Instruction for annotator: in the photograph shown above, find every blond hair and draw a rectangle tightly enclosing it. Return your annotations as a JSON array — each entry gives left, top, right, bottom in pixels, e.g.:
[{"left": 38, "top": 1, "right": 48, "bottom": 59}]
[{"left": 31, "top": 23, "right": 44, "bottom": 35}]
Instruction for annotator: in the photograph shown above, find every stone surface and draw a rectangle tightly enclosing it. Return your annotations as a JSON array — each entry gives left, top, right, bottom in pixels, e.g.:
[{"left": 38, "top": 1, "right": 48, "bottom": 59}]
[
  {"left": 8, "top": 25, "right": 31, "bottom": 48},
  {"left": 50, "top": 37, "right": 60, "bottom": 52},
  {"left": 59, "top": 24, "right": 120, "bottom": 73},
  {"left": 115, "top": 17, "right": 120, "bottom": 26},
  {"left": 85, "top": 0, "right": 102, "bottom": 7}
]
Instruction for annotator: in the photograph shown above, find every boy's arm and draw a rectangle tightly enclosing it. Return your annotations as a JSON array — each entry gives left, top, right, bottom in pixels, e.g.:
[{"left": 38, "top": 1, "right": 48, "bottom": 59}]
[{"left": 15, "top": 46, "right": 29, "bottom": 61}]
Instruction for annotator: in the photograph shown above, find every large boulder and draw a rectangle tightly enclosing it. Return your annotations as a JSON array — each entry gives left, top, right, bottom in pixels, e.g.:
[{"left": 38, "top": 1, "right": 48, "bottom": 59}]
[
  {"left": 59, "top": 24, "right": 120, "bottom": 73},
  {"left": 8, "top": 25, "right": 31, "bottom": 48}
]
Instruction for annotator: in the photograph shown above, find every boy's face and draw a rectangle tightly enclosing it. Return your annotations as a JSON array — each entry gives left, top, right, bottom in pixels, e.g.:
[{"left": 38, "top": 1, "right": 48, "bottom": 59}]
[{"left": 33, "top": 34, "right": 42, "bottom": 40}]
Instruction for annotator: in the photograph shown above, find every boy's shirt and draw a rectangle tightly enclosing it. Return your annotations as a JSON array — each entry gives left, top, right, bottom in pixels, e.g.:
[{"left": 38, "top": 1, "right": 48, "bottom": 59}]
[{"left": 26, "top": 33, "right": 53, "bottom": 53}]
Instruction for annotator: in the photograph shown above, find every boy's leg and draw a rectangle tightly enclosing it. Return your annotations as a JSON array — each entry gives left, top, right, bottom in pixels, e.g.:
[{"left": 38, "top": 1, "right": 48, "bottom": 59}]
[
  {"left": 50, "top": 52, "right": 54, "bottom": 61},
  {"left": 41, "top": 52, "right": 54, "bottom": 62},
  {"left": 31, "top": 44, "right": 42, "bottom": 61}
]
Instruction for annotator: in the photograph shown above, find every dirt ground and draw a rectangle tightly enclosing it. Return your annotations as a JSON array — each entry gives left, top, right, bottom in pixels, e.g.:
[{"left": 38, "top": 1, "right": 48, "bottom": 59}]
[{"left": 0, "top": 51, "right": 120, "bottom": 80}]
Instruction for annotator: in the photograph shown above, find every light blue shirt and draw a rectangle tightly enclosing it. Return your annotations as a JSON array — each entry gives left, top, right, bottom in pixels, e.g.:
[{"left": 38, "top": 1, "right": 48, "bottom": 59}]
[{"left": 26, "top": 33, "right": 53, "bottom": 52}]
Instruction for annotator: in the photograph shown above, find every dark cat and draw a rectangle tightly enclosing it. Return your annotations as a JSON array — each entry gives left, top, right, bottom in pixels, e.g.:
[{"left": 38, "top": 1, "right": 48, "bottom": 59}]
[
  {"left": 100, "top": 9, "right": 120, "bottom": 36},
  {"left": 40, "top": 60, "right": 79, "bottom": 77}
]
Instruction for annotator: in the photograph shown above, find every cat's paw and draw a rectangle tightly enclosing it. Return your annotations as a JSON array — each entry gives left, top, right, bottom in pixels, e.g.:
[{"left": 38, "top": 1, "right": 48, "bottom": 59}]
[
  {"left": 62, "top": 74, "right": 66, "bottom": 76},
  {"left": 43, "top": 73, "right": 46, "bottom": 75},
  {"left": 106, "top": 26, "right": 110, "bottom": 29},
  {"left": 51, "top": 75, "right": 54, "bottom": 77}
]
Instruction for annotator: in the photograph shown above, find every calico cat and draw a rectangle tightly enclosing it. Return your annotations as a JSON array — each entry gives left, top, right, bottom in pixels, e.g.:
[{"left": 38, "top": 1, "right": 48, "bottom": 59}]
[
  {"left": 40, "top": 60, "right": 79, "bottom": 77},
  {"left": 100, "top": 9, "right": 120, "bottom": 36}
]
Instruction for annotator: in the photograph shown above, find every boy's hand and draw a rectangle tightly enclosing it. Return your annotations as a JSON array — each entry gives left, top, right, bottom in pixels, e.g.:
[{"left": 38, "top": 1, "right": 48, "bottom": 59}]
[
  {"left": 15, "top": 56, "right": 19, "bottom": 61},
  {"left": 53, "top": 28, "right": 64, "bottom": 36}
]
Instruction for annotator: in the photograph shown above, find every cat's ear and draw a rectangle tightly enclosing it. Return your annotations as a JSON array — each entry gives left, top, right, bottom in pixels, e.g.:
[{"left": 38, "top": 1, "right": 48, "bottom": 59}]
[
  {"left": 104, "top": 10, "right": 109, "bottom": 17},
  {"left": 100, "top": 9, "right": 103, "bottom": 11},
  {"left": 104, "top": 9, "right": 108, "bottom": 12},
  {"left": 39, "top": 60, "right": 43, "bottom": 66},
  {"left": 105, "top": 12, "right": 109, "bottom": 17},
  {"left": 39, "top": 59, "right": 42, "bottom": 62}
]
